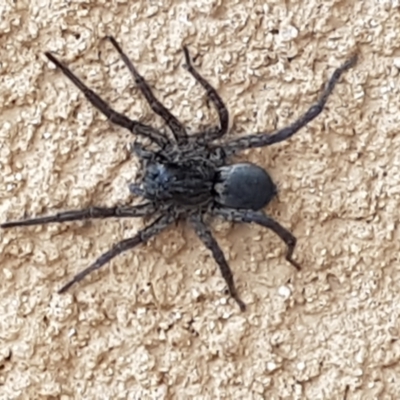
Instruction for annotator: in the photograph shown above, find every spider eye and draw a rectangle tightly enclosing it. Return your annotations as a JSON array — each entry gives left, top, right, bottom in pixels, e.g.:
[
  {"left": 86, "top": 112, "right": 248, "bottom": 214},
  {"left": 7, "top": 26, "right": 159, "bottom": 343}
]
[{"left": 149, "top": 163, "right": 170, "bottom": 182}]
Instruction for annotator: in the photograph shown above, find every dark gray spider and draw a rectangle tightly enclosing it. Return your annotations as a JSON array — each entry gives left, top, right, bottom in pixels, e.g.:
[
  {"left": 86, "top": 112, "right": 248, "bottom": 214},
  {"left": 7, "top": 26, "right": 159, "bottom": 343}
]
[{"left": 1, "top": 36, "right": 356, "bottom": 311}]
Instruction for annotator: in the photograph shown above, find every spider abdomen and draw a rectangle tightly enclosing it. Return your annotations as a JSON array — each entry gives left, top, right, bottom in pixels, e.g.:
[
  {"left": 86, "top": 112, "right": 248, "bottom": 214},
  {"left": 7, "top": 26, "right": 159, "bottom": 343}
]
[
  {"left": 142, "top": 161, "right": 216, "bottom": 206},
  {"left": 214, "top": 163, "right": 277, "bottom": 210}
]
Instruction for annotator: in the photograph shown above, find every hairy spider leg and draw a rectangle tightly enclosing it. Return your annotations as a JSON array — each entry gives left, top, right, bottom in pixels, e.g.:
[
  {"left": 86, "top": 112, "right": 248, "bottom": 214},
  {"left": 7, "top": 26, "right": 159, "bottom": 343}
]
[
  {"left": 44, "top": 52, "right": 168, "bottom": 147},
  {"left": 107, "top": 36, "right": 188, "bottom": 144},
  {"left": 215, "top": 208, "right": 300, "bottom": 270},
  {"left": 129, "top": 141, "right": 168, "bottom": 161},
  {"left": 182, "top": 46, "right": 229, "bottom": 143},
  {"left": 224, "top": 54, "right": 358, "bottom": 153},
  {"left": 1, "top": 203, "right": 155, "bottom": 228},
  {"left": 189, "top": 213, "right": 246, "bottom": 311},
  {"left": 343, "top": 386, "right": 350, "bottom": 400},
  {"left": 58, "top": 213, "right": 175, "bottom": 293}
]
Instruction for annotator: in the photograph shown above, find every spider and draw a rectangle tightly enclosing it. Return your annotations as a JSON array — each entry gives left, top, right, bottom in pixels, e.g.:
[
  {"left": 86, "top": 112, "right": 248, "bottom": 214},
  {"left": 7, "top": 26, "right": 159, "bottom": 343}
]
[{"left": 1, "top": 36, "right": 356, "bottom": 311}]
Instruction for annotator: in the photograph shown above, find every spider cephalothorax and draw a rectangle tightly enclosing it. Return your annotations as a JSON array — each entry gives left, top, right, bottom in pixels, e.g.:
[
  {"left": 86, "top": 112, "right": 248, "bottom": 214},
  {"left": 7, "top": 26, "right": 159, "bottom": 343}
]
[{"left": 1, "top": 36, "right": 356, "bottom": 311}]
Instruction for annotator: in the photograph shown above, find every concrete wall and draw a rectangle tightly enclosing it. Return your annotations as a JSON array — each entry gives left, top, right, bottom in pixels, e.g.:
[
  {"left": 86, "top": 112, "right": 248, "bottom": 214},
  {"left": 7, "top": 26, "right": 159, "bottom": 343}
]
[{"left": 0, "top": 0, "right": 398, "bottom": 399}]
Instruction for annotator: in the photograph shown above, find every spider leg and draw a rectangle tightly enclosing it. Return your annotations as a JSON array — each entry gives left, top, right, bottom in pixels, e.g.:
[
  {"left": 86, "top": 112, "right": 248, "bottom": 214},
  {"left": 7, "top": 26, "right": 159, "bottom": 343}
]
[
  {"left": 107, "top": 36, "right": 187, "bottom": 144},
  {"left": 189, "top": 213, "right": 246, "bottom": 311},
  {"left": 129, "top": 141, "right": 167, "bottom": 161},
  {"left": 1, "top": 203, "right": 155, "bottom": 228},
  {"left": 183, "top": 46, "right": 229, "bottom": 142},
  {"left": 58, "top": 212, "right": 174, "bottom": 293},
  {"left": 214, "top": 208, "right": 301, "bottom": 270},
  {"left": 223, "top": 54, "right": 357, "bottom": 153},
  {"left": 44, "top": 52, "right": 168, "bottom": 147}
]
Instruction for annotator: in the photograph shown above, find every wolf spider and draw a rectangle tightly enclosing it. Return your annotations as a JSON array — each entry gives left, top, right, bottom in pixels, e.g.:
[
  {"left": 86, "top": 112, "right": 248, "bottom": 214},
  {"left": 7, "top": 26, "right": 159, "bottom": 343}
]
[{"left": 1, "top": 36, "right": 356, "bottom": 311}]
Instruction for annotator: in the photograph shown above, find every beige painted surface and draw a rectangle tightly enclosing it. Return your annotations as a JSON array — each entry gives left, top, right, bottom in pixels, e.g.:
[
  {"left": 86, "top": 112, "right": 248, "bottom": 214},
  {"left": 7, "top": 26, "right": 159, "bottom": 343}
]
[{"left": 0, "top": 0, "right": 399, "bottom": 399}]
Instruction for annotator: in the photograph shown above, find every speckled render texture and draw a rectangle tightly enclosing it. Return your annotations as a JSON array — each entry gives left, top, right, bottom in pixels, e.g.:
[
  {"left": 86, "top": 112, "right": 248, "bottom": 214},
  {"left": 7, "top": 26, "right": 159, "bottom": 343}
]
[{"left": 1, "top": 0, "right": 399, "bottom": 399}]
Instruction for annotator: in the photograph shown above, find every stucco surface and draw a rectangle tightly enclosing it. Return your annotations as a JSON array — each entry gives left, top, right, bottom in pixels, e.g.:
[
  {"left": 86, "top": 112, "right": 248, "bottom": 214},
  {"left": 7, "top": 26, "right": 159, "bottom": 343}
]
[{"left": 0, "top": 0, "right": 399, "bottom": 399}]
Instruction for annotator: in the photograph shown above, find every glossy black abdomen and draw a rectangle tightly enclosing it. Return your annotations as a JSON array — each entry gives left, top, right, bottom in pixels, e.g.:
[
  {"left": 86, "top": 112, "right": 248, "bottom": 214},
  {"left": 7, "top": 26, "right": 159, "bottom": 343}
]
[{"left": 214, "top": 163, "right": 277, "bottom": 210}]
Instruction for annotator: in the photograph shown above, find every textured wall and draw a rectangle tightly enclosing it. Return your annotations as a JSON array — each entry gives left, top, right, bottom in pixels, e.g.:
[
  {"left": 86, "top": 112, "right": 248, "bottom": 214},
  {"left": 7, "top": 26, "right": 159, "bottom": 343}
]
[{"left": 0, "top": 0, "right": 399, "bottom": 399}]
